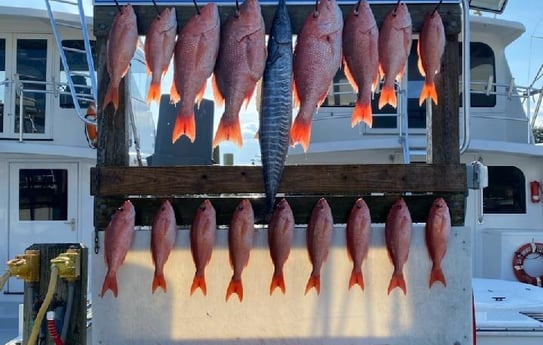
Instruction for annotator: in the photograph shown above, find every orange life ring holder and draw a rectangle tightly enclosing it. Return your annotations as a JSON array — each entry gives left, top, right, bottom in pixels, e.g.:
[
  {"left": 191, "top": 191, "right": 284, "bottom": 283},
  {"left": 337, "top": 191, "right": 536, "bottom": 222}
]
[{"left": 512, "top": 242, "right": 543, "bottom": 287}]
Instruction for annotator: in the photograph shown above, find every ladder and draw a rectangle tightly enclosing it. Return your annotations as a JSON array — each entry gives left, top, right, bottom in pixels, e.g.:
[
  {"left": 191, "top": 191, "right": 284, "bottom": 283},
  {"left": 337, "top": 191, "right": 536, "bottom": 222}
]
[{"left": 44, "top": 0, "right": 97, "bottom": 125}]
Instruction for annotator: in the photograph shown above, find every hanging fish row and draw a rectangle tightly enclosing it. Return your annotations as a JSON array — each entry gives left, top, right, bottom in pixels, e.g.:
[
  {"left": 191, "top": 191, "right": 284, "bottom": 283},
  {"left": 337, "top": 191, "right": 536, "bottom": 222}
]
[
  {"left": 101, "top": 0, "right": 445, "bottom": 153},
  {"left": 100, "top": 196, "right": 451, "bottom": 301}
]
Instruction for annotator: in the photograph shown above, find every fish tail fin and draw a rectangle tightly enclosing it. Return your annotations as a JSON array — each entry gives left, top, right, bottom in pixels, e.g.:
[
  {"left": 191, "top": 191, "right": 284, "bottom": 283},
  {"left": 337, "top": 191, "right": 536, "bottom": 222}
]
[
  {"left": 304, "top": 275, "right": 320, "bottom": 295},
  {"left": 378, "top": 85, "right": 397, "bottom": 109},
  {"left": 190, "top": 275, "right": 207, "bottom": 296},
  {"left": 170, "top": 83, "right": 180, "bottom": 104},
  {"left": 225, "top": 278, "right": 243, "bottom": 302},
  {"left": 101, "top": 270, "right": 118, "bottom": 298},
  {"left": 103, "top": 84, "right": 119, "bottom": 111},
  {"left": 211, "top": 74, "right": 224, "bottom": 108},
  {"left": 351, "top": 101, "right": 373, "bottom": 128},
  {"left": 387, "top": 273, "right": 407, "bottom": 295},
  {"left": 172, "top": 111, "right": 196, "bottom": 143},
  {"left": 290, "top": 115, "right": 312, "bottom": 153},
  {"left": 146, "top": 82, "right": 161, "bottom": 104},
  {"left": 269, "top": 273, "right": 286, "bottom": 295},
  {"left": 349, "top": 270, "right": 365, "bottom": 291},
  {"left": 152, "top": 273, "right": 167, "bottom": 294},
  {"left": 419, "top": 81, "right": 438, "bottom": 106},
  {"left": 429, "top": 267, "right": 447, "bottom": 288},
  {"left": 213, "top": 113, "right": 242, "bottom": 148}
]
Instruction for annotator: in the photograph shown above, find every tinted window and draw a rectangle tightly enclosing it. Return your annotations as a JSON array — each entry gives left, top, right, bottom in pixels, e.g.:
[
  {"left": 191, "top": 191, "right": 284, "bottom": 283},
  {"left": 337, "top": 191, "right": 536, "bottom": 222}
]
[
  {"left": 483, "top": 166, "right": 526, "bottom": 214},
  {"left": 19, "top": 169, "right": 68, "bottom": 221},
  {"left": 59, "top": 40, "right": 96, "bottom": 109}
]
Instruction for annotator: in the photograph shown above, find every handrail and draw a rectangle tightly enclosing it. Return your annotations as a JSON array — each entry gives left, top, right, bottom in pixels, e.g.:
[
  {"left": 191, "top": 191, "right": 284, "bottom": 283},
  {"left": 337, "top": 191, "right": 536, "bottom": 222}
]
[{"left": 459, "top": 0, "right": 471, "bottom": 154}]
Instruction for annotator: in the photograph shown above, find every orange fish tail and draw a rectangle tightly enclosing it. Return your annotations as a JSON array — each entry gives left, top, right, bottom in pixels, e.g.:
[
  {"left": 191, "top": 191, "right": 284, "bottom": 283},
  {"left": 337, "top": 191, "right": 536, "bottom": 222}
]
[
  {"left": 225, "top": 278, "right": 243, "bottom": 302},
  {"left": 147, "top": 82, "right": 162, "bottom": 105},
  {"left": 269, "top": 273, "right": 286, "bottom": 295},
  {"left": 172, "top": 112, "right": 196, "bottom": 143},
  {"left": 152, "top": 273, "right": 167, "bottom": 294},
  {"left": 387, "top": 273, "right": 407, "bottom": 295},
  {"left": 351, "top": 101, "right": 373, "bottom": 128},
  {"left": 103, "top": 84, "right": 119, "bottom": 111},
  {"left": 290, "top": 116, "right": 312, "bottom": 153},
  {"left": 213, "top": 114, "right": 243, "bottom": 148},
  {"left": 348, "top": 271, "right": 365, "bottom": 291},
  {"left": 378, "top": 85, "right": 397, "bottom": 109},
  {"left": 304, "top": 275, "right": 320, "bottom": 295},
  {"left": 190, "top": 275, "right": 207, "bottom": 296},
  {"left": 419, "top": 81, "right": 438, "bottom": 106},
  {"left": 429, "top": 267, "right": 447, "bottom": 288},
  {"left": 101, "top": 271, "right": 118, "bottom": 298}
]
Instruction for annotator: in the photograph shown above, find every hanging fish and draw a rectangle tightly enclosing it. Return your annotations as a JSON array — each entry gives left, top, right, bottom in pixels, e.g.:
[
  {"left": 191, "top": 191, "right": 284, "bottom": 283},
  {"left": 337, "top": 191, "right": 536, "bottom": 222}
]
[
  {"left": 385, "top": 197, "right": 412, "bottom": 295},
  {"left": 305, "top": 198, "right": 333, "bottom": 295},
  {"left": 259, "top": 0, "right": 292, "bottom": 217},
  {"left": 425, "top": 197, "right": 451, "bottom": 288},
  {"left": 170, "top": 3, "right": 220, "bottom": 143},
  {"left": 346, "top": 198, "right": 371, "bottom": 290},
  {"left": 226, "top": 199, "right": 255, "bottom": 302},
  {"left": 150, "top": 200, "right": 177, "bottom": 293},
  {"left": 268, "top": 198, "right": 294, "bottom": 295},
  {"left": 101, "top": 200, "right": 135, "bottom": 298},
  {"left": 102, "top": 4, "right": 138, "bottom": 111},
  {"left": 190, "top": 199, "right": 217, "bottom": 296},
  {"left": 291, "top": 0, "right": 343, "bottom": 152},
  {"left": 378, "top": 1, "right": 412, "bottom": 109},
  {"left": 212, "top": 0, "right": 266, "bottom": 148},
  {"left": 417, "top": 8, "right": 445, "bottom": 106},
  {"left": 342, "top": 0, "right": 379, "bottom": 128}
]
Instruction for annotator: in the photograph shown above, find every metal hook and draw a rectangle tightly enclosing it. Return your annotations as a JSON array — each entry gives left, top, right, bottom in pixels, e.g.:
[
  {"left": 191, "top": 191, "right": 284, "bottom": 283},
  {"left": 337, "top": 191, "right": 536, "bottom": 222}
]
[
  {"left": 433, "top": 0, "right": 444, "bottom": 15},
  {"left": 193, "top": 0, "right": 201, "bottom": 16},
  {"left": 354, "top": 0, "right": 362, "bottom": 15},
  {"left": 393, "top": 0, "right": 401, "bottom": 14},
  {"left": 113, "top": 0, "right": 122, "bottom": 13},
  {"left": 151, "top": 0, "right": 160, "bottom": 16},
  {"left": 313, "top": 0, "right": 319, "bottom": 17}
]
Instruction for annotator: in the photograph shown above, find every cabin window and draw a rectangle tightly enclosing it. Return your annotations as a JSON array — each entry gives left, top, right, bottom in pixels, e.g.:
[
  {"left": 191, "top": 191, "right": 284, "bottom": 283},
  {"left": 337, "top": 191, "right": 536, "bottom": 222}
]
[
  {"left": 15, "top": 39, "right": 47, "bottom": 134},
  {"left": 483, "top": 166, "right": 526, "bottom": 214},
  {"left": 59, "top": 40, "right": 96, "bottom": 109},
  {"left": 0, "top": 38, "right": 5, "bottom": 133},
  {"left": 19, "top": 169, "right": 68, "bottom": 221},
  {"left": 463, "top": 42, "right": 496, "bottom": 108}
]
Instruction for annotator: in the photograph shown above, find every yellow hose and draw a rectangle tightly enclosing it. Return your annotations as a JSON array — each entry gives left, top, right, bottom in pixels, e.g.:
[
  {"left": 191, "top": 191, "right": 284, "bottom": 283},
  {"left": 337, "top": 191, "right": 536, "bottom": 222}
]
[
  {"left": 28, "top": 265, "right": 59, "bottom": 345},
  {"left": 0, "top": 270, "right": 9, "bottom": 291}
]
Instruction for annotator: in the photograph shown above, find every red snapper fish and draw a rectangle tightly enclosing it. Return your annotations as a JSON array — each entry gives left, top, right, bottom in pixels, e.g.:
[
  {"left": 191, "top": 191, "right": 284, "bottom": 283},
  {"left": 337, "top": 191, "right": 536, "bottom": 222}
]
[
  {"left": 103, "top": 4, "right": 138, "bottom": 111},
  {"left": 305, "top": 198, "right": 334, "bottom": 295},
  {"left": 342, "top": 0, "right": 379, "bottom": 128},
  {"left": 268, "top": 198, "right": 294, "bottom": 295},
  {"left": 150, "top": 200, "right": 177, "bottom": 293},
  {"left": 190, "top": 199, "right": 217, "bottom": 296},
  {"left": 425, "top": 197, "right": 451, "bottom": 288},
  {"left": 378, "top": 2, "right": 412, "bottom": 109},
  {"left": 212, "top": 0, "right": 266, "bottom": 148},
  {"left": 144, "top": 7, "right": 177, "bottom": 104},
  {"left": 101, "top": 200, "right": 136, "bottom": 298},
  {"left": 385, "top": 198, "right": 412, "bottom": 295},
  {"left": 226, "top": 199, "right": 255, "bottom": 302},
  {"left": 346, "top": 198, "right": 371, "bottom": 290},
  {"left": 170, "top": 3, "right": 220, "bottom": 143},
  {"left": 291, "top": 0, "right": 343, "bottom": 152},
  {"left": 417, "top": 9, "right": 445, "bottom": 106}
]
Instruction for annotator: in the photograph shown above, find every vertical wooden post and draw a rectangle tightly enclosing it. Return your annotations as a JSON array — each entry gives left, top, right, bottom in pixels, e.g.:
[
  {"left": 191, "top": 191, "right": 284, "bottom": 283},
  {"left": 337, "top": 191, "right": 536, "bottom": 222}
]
[{"left": 428, "top": 34, "right": 460, "bottom": 164}]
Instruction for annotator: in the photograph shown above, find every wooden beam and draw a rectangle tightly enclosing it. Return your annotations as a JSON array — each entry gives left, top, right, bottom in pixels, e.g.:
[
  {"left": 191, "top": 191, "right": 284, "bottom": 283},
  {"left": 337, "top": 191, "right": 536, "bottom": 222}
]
[
  {"left": 91, "top": 164, "right": 466, "bottom": 196},
  {"left": 428, "top": 34, "right": 461, "bottom": 164},
  {"left": 93, "top": 3, "right": 462, "bottom": 37}
]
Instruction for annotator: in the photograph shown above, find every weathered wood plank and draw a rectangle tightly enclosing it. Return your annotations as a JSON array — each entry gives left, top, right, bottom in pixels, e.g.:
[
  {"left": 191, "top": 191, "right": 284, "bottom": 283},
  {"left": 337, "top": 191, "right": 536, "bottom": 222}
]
[
  {"left": 93, "top": 3, "right": 462, "bottom": 37},
  {"left": 429, "top": 34, "right": 461, "bottom": 164},
  {"left": 94, "top": 192, "right": 465, "bottom": 228},
  {"left": 91, "top": 164, "right": 466, "bottom": 196}
]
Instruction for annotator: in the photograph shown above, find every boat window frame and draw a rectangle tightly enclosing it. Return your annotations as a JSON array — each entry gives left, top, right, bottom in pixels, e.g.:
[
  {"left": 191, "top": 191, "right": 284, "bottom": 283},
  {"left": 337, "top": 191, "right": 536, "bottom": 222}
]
[{"left": 483, "top": 166, "right": 526, "bottom": 214}]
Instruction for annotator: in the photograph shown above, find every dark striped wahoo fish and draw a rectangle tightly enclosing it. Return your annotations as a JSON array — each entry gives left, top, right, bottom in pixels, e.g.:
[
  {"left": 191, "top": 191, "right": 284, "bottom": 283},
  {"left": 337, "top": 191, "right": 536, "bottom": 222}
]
[{"left": 259, "top": 0, "right": 293, "bottom": 218}]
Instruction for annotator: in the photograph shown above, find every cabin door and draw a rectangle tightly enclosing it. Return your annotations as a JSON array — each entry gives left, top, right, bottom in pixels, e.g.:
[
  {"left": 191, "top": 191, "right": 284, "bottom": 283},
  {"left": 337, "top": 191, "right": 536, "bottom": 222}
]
[{"left": 7, "top": 162, "right": 79, "bottom": 293}]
